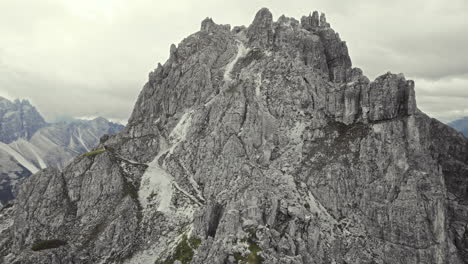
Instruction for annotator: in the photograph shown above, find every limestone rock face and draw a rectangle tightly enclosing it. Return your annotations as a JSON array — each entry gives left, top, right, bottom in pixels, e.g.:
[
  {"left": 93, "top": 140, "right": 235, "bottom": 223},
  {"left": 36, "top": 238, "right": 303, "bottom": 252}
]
[
  {"left": 1, "top": 8, "right": 467, "bottom": 264},
  {"left": 247, "top": 8, "right": 274, "bottom": 48}
]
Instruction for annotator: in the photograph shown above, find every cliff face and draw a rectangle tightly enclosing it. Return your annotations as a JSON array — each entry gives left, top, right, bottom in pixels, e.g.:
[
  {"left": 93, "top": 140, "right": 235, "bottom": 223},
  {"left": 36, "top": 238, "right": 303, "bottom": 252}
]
[{"left": 1, "top": 8, "right": 467, "bottom": 264}]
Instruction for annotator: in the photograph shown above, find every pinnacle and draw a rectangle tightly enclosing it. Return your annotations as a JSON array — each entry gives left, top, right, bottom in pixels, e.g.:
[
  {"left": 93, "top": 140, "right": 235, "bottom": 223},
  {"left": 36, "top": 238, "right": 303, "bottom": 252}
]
[{"left": 301, "top": 10, "right": 330, "bottom": 30}]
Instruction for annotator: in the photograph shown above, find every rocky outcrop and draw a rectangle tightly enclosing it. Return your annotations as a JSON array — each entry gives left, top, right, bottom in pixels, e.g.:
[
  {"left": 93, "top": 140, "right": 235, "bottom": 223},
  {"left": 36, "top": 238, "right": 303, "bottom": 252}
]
[
  {"left": 1, "top": 8, "right": 467, "bottom": 264},
  {"left": 247, "top": 8, "right": 274, "bottom": 48}
]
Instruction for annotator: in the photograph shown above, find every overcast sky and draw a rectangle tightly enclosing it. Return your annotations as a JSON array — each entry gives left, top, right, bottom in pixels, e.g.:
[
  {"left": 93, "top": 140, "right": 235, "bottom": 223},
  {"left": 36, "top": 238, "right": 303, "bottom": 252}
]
[{"left": 0, "top": 0, "right": 467, "bottom": 124}]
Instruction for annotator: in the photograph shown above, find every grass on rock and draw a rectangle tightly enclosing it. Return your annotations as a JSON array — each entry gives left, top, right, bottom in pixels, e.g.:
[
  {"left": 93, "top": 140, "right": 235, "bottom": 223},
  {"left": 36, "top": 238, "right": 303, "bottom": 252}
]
[{"left": 81, "top": 148, "right": 106, "bottom": 157}]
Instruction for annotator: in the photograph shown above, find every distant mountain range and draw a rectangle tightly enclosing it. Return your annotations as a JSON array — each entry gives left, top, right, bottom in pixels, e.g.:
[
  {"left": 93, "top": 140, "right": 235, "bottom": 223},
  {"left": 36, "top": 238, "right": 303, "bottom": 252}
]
[
  {"left": 449, "top": 116, "right": 468, "bottom": 137},
  {"left": 0, "top": 97, "right": 123, "bottom": 205}
]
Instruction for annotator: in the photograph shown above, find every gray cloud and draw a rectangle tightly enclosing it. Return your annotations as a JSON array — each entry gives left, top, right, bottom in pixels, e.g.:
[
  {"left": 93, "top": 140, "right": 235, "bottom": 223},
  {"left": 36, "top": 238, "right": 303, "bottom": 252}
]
[{"left": 0, "top": 0, "right": 467, "bottom": 123}]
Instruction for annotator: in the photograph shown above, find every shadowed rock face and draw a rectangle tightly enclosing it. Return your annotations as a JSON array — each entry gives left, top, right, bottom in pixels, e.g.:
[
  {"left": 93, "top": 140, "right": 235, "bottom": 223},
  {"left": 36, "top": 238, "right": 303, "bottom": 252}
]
[{"left": 1, "top": 8, "right": 467, "bottom": 264}]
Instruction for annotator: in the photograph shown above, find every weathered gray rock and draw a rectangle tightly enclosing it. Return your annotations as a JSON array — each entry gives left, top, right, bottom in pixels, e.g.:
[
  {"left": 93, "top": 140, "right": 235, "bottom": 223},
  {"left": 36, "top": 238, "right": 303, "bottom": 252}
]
[
  {"left": 247, "top": 8, "right": 274, "bottom": 48},
  {"left": 1, "top": 7, "right": 467, "bottom": 264}
]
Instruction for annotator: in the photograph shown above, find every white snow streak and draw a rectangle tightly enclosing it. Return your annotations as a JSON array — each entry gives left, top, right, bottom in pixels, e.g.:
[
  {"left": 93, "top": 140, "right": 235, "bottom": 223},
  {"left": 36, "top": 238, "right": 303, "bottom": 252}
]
[
  {"left": 223, "top": 41, "right": 249, "bottom": 83},
  {"left": 76, "top": 127, "right": 90, "bottom": 152},
  {"left": 126, "top": 112, "right": 203, "bottom": 264},
  {"left": 89, "top": 130, "right": 100, "bottom": 141},
  {"left": 255, "top": 73, "right": 262, "bottom": 98},
  {"left": 16, "top": 139, "right": 47, "bottom": 169},
  {"left": 0, "top": 142, "right": 39, "bottom": 173},
  {"left": 169, "top": 111, "right": 193, "bottom": 143},
  {"left": 138, "top": 150, "right": 174, "bottom": 212},
  {"left": 68, "top": 134, "right": 76, "bottom": 149},
  {"left": 188, "top": 174, "right": 205, "bottom": 202},
  {"left": 139, "top": 111, "right": 196, "bottom": 212},
  {"left": 138, "top": 110, "right": 198, "bottom": 213},
  {"left": 30, "top": 147, "right": 47, "bottom": 169},
  {"left": 168, "top": 111, "right": 194, "bottom": 154}
]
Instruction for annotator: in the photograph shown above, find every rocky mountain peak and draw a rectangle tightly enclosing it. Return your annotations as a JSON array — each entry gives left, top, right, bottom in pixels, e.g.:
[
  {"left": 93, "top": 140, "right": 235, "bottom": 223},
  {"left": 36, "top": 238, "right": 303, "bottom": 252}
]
[
  {"left": 1, "top": 8, "right": 467, "bottom": 264},
  {"left": 0, "top": 97, "right": 46, "bottom": 143},
  {"left": 247, "top": 8, "right": 274, "bottom": 47},
  {"left": 201, "top": 17, "right": 215, "bottom": 32},
  {"left": 301, "top": 11, "right": 330, "bottom": 30}
]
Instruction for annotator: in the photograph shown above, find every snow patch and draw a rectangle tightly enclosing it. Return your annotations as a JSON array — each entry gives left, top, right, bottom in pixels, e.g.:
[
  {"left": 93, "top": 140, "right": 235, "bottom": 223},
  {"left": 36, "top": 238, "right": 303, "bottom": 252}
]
[
  {"left": 223, "top": 41, "right": 249, "bottom": 83},
  {"left": 68, "top": 134, "right": 76, "bottom": 149},
  {"left": 255, "top": 73, "right": 262, "bottom": 98},
  {"left": 0, "top": 142, "right": 39, "bottom": 174},
  {"left": 139, "top": 110, "right": 197, "bottom": 212},
  {"left": 168, "top": 111, "right": 193, "bottom": 154},
  {"left": 22, "top": 141, "right": 47, "bottom": 169},
  {"left": 88, "top": 130, "right": 100, "bottom": 141},
  {"left": 76, "top": 127, "right": 90, "bottom": 152},
  {"left": 9, "top": 139, "right": 47, "bottom": 169},
  {"left": 290, "top": 122, "right": 306, "bottom": 143},
  {"left": 31, "top": 148, "right": 46, "bottom": 169},
  {"left": 138, "top": 151, "right": 174, "bottom": 213}
]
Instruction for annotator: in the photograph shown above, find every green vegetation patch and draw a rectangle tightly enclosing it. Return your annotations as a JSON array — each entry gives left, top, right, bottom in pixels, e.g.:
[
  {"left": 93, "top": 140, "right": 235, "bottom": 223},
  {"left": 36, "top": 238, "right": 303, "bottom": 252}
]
[
  {"left": 235, "top": 228, "right": 263, "bottom": 264},
  {"left": 81, "top": 148, "right": 106, "bottom": 157},
  {"left": 155, "top": 234, "right": 202, "bottom": 264},
  {"left": 31, "top": 239, "right": 66, "bottom": 251},
  {"left": 188, "top": 236, "right": 202, "bottom": 249},
  {"left": 234, "top": 240, "right": 263, "bottom": 264}
]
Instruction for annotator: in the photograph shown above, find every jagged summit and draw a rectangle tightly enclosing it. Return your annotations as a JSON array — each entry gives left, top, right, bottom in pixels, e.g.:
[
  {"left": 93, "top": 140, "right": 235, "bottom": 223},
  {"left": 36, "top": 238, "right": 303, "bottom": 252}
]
[
  {"left": 0, "top": 97, "right": 46, "bottom": 143},
  {"left": 301, "top": 10, "right": 331, "bottom": 29},
  {"left": 1, "top": 8, "right": 467, "bottom": 264},
  {"left": 174, "top": 8, "right": 355, "bottom": 84}
]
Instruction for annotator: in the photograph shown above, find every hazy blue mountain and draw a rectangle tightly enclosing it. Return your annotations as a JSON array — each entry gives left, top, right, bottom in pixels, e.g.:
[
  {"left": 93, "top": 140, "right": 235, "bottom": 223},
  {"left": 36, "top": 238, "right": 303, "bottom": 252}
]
[
  {"left": 449, "top": 116, "right": 468, "bottom": 137},
  {"left": 0, "top": 97, "right": 47, "bottom": 144}
]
